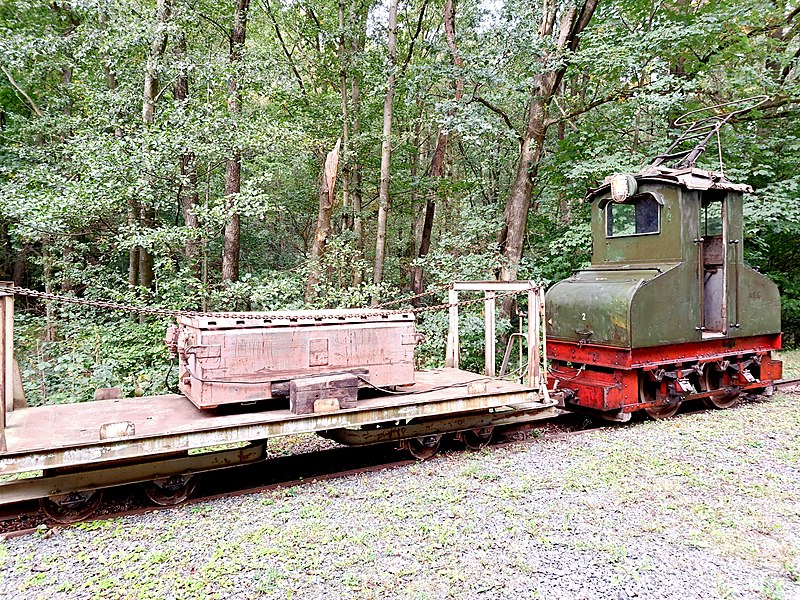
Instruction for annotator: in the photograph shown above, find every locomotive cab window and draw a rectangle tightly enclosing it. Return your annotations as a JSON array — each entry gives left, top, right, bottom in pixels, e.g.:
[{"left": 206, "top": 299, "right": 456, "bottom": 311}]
[
  {"left": 702, "top": 199, "right": 723, "bottom": 236},
  {"left": 605, "top": 194, "right": 660, "bottom": 237}
]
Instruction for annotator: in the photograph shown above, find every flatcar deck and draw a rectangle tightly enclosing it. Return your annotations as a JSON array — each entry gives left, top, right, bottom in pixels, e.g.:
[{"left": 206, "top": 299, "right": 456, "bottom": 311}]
[{"left": 0, "top": 368, "right": 552, "bottom": 477}]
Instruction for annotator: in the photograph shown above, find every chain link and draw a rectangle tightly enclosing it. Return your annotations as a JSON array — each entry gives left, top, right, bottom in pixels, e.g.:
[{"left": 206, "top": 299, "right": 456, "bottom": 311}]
[
  {"left": 8, "top": 286, "right": 528, "bottom": 321},
  {"left": 369, "top": 283, "right": 452, "bottom": 309}
]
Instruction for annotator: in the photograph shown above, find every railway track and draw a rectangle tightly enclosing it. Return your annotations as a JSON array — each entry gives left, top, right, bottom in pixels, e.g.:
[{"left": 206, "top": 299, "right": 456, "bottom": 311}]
[{"left": 2, "top": 379, "right": 798, "bottom": 538}]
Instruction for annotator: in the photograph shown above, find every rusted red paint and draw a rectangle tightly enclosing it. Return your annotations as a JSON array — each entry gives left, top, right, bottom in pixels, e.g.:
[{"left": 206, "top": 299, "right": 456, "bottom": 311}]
[
  {"left": 547, "top": 334, "right": 781, "bottom": 370},
  {"left": 548, "top": 334, "right": 783, "bottom": 413},
  {"left": 173, "top": 311, "right": 419, "bottom": 409}
]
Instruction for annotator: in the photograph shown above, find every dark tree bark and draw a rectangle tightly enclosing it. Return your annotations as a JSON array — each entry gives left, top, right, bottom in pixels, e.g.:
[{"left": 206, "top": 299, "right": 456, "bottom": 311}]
[
  {"left": 0, "top": 221, "right": 12, "bottom": 281},
  {"left": 173, "top": 30, "right": 201, "bottom": 278},
  {"left": 12, "top": 244, "right": 27, "bottom": 287},
  {"left": 222, "top": 0, "right": 250, "bottom": 283},
  {"left": 498, "top": 0, "right": 598, "bottom": 283},
  {"left": 410, "top": 0, "right": 463, "bottom": 302}
]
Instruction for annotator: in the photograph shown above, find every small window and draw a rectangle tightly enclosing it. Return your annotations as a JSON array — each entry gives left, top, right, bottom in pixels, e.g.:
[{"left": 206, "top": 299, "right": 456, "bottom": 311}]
[
  {"left": 606, "top": 195, "right": 660, "bottom": 237},
  {"left": 703, "top": 200, "right": 723, "bottom": 236}
]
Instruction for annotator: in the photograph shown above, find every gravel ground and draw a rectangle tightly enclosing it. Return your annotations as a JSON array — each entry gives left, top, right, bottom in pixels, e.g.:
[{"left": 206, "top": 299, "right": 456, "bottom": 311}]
[{"left": 1, "top": 394, "right": 799, "bottom": 600}]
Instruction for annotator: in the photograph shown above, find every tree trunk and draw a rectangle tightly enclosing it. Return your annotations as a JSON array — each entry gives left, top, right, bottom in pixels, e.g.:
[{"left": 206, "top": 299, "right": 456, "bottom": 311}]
[
  {"left": 0, "top": 221, "right": 11, "bottom": 280},
  {"left": 138, "top": 0, "right": 171, "bottom": 290},
  {"left": 410, "top": 0, "right": 463, "bottom": 301},
  {"left": 222, "top": 0, "right": 250, "bottom": 283},
  {"left": 173, "top": 30, "right": 201, "bottom": 278},
  {"left": 306, "top": 139, "right": 341, "bottom": 303},
  {"left": 350, "top": 6, "right": 366, "bottom": 286},
  {"left": 372, "top": 0, "right": 399, "bottom": 295},
  {"left": 498, "top": 0, "right": 598, "bottom": 283},
  {"left": 12, "top": 244, "right": 27, "bottom": 287},
  {"left": 338, "top": 0, "right": 350, "bottom": 228},
  {"left": 41, "top": 242, "right": 55, "bottom": 342},
  {"left": 142, "top": 0, "right": 169, "bottom": 124}
]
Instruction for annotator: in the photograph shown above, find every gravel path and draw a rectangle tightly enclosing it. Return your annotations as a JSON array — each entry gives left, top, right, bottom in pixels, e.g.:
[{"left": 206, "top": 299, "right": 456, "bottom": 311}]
[{"left": 1, "top": 395, "right": 799, "bottom": 600}]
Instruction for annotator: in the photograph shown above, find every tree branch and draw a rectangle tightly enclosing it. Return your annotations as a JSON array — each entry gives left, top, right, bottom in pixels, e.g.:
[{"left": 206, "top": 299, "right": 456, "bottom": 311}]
[
  {"left": 545, "top": 87, "right": 641, "bottom": 127},
  {"left": 260, "top": 0, "right": 307, "bottom": 96},
  {"left": 469, "top": 86, "right": 522, "bottom": 141},
  {"left": 0, "top": 65, "right": 44, "bottom": 117},
  {"left": 400, "top": 0, "right": 429, "bottom": 77},
  {"left": 197, "top": 12, "right": 232, "bottom": 44}
]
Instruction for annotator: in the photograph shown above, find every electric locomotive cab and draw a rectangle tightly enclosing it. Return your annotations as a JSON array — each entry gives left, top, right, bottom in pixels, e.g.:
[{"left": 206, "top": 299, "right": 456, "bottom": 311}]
[{"left": 546, "top": 165, "right": 783, "bottom": 420}]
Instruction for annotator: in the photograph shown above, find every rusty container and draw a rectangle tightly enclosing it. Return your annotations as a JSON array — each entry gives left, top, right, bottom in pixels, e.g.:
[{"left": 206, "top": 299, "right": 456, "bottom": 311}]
[{"left": 171, "top": 310, "right": 418, "bottom": 409}]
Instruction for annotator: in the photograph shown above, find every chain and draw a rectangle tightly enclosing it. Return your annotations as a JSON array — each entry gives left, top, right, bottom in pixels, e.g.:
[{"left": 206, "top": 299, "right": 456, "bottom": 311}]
[
  {"left": 8, "top": 286, "right": 529, "bottom": 321},
  {"left": 369, "top": 283, "right": 452, "bottom": 309}
]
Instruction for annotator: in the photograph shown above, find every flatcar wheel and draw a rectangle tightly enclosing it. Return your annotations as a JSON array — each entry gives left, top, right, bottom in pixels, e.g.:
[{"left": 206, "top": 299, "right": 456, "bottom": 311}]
[
  {"left": 640, "top": 373, "right": 680, "bottom": 420},
  {"left": 404, "top": 435, "right": 442, "bottom": 460},
  {"left": 41, "top": 490, "right": 103, "bottom": 523},
  {"left": 144, "top": 474, "right": 198, "bottom": 506},
  {"left": 701, "top": 368, "right": 740, "bottom": 410},
  {"left": 461, "top": 426, "right": 495, "bottom": 451}
]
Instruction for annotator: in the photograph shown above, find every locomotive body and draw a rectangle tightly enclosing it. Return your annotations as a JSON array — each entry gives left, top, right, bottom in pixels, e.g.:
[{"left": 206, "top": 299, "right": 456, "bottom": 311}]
[{"left": 547, "top": 166, "right": 783, "bottom": 420}]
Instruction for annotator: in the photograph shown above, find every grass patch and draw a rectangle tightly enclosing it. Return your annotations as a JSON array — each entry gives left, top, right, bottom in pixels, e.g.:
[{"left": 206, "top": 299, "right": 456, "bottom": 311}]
[{"left": 776, "top": 349, "right": 800, "bottom": 378}]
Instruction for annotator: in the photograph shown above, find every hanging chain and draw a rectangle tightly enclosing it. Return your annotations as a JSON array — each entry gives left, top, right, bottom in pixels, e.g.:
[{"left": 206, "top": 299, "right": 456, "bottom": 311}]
[
  {"left": 7, "top": 286, "right": 529, "bottom": 321},
  {"left": 369, "top": 283, "right": 452, "bottom": 309}
]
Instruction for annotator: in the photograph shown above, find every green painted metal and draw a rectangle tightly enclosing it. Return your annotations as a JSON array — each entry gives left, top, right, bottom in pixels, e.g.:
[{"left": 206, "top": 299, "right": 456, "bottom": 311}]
[{"left": 546, "top": 171, "right": 781, "bottom": 348}]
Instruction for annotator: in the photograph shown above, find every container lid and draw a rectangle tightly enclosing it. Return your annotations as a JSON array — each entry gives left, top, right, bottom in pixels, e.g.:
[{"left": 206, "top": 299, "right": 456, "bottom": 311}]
[{"left": 176, "top": 308, "right": 415, "bottom": 329}]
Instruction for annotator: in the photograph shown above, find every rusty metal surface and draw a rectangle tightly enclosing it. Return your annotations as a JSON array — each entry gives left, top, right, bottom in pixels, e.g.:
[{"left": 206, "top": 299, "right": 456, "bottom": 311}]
[
  {"left": 323, "top": 404, "right": 560, "bottom": 446},
  {"left": 175, "top": 317, "right": 418, "bottom": 408},
  {"left": 177, "top": 308, "right": 414, "bottom": 329},
  {"left": 0, "top": 444, "right": 266, "bottom": 505},
  {"left": 0, "top": 368, "right": 543, "bottom": 475},
  {"left": 547, "top": 334, "right": 782, "bottom": 370}
]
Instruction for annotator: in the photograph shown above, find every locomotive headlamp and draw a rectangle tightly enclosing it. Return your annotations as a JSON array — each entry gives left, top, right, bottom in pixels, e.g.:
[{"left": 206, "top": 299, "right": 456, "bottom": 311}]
[{"left": 610, "top": 173, "right": 638, "bottom": 202}]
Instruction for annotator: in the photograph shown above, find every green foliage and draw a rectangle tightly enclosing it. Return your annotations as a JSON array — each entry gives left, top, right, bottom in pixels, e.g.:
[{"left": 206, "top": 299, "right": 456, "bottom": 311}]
[{"left": 15, "top": 313, "right": 172, "bottom": 406}]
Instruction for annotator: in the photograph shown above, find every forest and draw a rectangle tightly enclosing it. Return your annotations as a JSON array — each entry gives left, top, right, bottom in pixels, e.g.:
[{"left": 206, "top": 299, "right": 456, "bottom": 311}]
[{"left": 0, "top": 0, "right": 798, "bottom": 404}]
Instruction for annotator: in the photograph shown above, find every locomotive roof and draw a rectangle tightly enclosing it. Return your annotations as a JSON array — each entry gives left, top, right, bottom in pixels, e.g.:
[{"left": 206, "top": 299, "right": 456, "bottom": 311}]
[{"left": 586, "top": 166, "right": 752, "bottom": 201}]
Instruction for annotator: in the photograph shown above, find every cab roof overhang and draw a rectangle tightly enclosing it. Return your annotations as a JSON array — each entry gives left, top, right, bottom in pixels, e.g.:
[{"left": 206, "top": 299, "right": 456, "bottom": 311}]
[{"left": 586, "top": 166, "right": 753, "bottom": 202}]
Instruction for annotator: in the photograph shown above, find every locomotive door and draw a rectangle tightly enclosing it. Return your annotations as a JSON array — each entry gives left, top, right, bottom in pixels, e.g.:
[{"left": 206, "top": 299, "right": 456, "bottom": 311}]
[{"left": 700, "top": 192, "right": 727, "bottom": 335}]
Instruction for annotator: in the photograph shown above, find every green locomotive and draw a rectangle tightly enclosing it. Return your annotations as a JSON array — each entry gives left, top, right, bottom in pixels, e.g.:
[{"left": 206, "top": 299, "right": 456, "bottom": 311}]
[{"left": 546, "top": 99, "right": 783, "bottom": 420}]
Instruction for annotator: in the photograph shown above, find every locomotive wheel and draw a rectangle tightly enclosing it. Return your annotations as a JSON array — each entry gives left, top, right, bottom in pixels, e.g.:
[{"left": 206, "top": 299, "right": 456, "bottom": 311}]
[
  {"left": 461, "top": 426, "right": 495, "bottom": 451},
  {"left": 404, "top": 434, "right": 443, "bottom": 460},
  {"left": 41, "top": 489, "right": 103, "bottom": 523},
  {"left": 703, "top": 368, "right": 741, "bottom": 409},
  {"left": 144, "top": 474, "right": 199, "bottom": 506},
  {"left": 639, "top": 373, "right": 681, "bottom": 420},
  {"left": 643, "top": 403, "right": 681, "bottom": 420},
  {"left": 701, "top": 368, "right": 740, "bottom": 410}
]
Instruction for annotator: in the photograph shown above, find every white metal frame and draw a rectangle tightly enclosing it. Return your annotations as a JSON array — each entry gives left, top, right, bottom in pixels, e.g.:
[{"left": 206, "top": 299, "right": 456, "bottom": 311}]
[
  {"left": 445, "top": 281, "right": 547, "bottom": 390},
  {"left": 0, "top": 282, "right": 12, "bottom": 452}
]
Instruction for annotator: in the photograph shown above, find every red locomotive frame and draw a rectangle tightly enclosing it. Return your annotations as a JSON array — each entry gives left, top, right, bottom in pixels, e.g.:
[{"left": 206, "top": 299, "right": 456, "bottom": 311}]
[{"left": 547, "top": 334, "right": 783, "bottom": 414}]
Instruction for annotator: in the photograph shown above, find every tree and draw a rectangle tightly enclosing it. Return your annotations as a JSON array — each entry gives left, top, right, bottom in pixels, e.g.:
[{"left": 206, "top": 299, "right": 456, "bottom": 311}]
[
  {"left": 372, "top": 0, "right": 399, "bottom": 294},
  {"left": 306, "top": 138, "right": 341, "bottom": 302},
  {"left": 138, "top": 0, "right": 172, "bottom": 290},
  {"left": 410, "top": 0, "right": 464, "bottom": 301},
  {"left": 222, "top": 0, "right": 251, "bottom": 283},
  {"left": 497, "top": 0, "right": 599, "bottom": 282}
]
